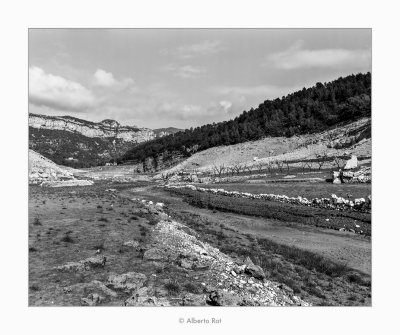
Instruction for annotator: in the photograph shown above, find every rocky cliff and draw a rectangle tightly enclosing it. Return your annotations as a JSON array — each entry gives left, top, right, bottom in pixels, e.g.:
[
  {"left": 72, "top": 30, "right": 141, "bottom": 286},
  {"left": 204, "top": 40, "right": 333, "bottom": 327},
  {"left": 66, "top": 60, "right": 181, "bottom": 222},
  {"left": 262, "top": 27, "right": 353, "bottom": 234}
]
[
  {"left": 29, "top": 113, "right": 156, "bottom": 143},
  {"left": 29, "top": 113, "right": 159, "bottom": 168}
]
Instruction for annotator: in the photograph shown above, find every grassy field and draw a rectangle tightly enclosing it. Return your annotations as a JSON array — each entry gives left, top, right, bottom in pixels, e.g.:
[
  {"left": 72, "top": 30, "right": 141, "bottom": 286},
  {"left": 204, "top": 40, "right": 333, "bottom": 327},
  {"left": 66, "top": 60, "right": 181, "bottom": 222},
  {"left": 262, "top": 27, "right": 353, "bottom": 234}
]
[
  {"left": 28, "top": 182, "right": 211, "bottom": 306},
  {"left": 167, "top": 187, "right": 371, "bottom": 235},
  {"left": 195, "top": 181, "right": 371, "bottom": 200}
]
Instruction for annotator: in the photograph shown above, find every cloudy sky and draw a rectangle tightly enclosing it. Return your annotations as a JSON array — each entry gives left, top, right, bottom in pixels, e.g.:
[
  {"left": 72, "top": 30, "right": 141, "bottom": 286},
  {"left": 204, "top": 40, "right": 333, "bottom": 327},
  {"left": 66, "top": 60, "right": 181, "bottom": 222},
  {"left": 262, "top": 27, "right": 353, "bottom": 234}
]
[{"left": 29, "top": 29, "right": 371, "bottom": 129}]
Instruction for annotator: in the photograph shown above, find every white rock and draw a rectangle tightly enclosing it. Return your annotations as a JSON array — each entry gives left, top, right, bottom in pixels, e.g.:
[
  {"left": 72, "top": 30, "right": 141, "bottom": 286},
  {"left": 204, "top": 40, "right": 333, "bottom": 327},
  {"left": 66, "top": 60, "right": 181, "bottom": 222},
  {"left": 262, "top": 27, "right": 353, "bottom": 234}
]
[{"left": 344, "top": 155, "right": 358, "bottom": 170}]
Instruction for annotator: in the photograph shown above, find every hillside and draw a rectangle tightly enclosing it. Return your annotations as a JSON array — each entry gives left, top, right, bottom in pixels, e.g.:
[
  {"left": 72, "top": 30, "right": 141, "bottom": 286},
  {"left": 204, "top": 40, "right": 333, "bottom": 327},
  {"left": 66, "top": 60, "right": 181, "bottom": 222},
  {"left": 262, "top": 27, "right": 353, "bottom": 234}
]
[
  {"left": 156, "top": 117, "right": 371, "bottom": 175},
  {"left": 29, "top": 114, "right": 179, "bottom": 168},
  {"left": 120, "top": 73, "right": 371, "bottom": 170}
]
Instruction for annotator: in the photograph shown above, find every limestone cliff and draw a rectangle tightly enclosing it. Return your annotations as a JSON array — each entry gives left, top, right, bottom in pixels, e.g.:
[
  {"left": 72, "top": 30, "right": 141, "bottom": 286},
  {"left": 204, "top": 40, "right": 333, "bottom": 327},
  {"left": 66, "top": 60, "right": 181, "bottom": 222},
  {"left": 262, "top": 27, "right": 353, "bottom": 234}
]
[{"left": 29, "top": 113, "right": 156, "bottom": 143}]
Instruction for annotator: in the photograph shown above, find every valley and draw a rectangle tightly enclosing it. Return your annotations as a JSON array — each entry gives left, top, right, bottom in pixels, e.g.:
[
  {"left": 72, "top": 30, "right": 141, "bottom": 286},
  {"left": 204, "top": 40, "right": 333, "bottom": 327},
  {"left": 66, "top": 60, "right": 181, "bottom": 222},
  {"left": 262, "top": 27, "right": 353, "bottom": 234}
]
[{"left": 28, "top": 73, "right": 372, "bottom": 307}]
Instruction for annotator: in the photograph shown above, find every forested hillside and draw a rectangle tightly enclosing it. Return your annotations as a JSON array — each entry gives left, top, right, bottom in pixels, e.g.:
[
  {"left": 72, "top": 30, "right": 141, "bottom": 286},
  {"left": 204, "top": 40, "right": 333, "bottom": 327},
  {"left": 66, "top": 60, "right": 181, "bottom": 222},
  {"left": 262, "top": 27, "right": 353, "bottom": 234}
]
[{"left": 119, "top": 73, "right": 371, "bottom": 165}]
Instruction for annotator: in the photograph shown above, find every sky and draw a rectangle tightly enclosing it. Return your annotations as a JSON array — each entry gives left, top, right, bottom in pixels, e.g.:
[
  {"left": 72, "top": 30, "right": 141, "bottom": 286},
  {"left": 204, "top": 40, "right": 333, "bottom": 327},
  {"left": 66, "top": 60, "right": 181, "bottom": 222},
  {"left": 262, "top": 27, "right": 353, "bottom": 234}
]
[{"left": 29, "top": 29, "right": 371, "bottom": 129}]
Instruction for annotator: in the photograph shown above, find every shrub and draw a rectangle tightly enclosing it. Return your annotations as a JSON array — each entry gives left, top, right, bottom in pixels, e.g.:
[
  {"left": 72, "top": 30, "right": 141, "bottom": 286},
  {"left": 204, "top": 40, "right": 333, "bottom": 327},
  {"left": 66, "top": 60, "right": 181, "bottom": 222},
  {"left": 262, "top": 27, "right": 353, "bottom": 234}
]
[
  {"left": 183, "top": 282, "right": 200, "bottom": 294},
  {"left": 60, "top": 234, "right": 74, "bottom": 243},
  {"left": 33, "top": 217, "right": 41, "bottom": 226},
  {"left": 93, "top": 241, "right": 105, "bottom": 251},
  {"left": 165, "top": 280, "right": 181, "bottom": 295}
]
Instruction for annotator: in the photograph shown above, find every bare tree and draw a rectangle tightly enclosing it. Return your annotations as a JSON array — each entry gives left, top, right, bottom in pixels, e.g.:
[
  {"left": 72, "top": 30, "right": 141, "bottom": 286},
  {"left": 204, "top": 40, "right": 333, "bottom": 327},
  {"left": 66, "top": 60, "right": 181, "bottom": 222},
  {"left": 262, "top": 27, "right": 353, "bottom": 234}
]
[
  {"left": 283, "top": 160, "right": 290, "bottom": 172},
  {"left": 275, "top": 161, "right": 284, "bottom": 173},
  {"left": 315, "top": 152, "right": 329, "bottom": 170},
  {"left": 304, "top": 161, "right": 313, "bottom": 171},
  {"left": 242, "top": 163, "right": 253, "bottom": 175},
  {"left": 161, "top": 172, "right": 172, "bottom": 183},
  {"left": 255, "top": 161, "right": 265, "bottom": 174},
  {"left": 231, "top": 163, "right": 243, "bottom": 176},
  {"left": 300, "top": 161, "right": 311, "bottom": 173},
  {"left": 212, "top": 164, "right": 226, "bottom": 178},
  {"left": 266, "top": 161, "right": 274, "bottom": 173},
  {"left": 332, "top": 157, "right": 345, "bottom": 170}
]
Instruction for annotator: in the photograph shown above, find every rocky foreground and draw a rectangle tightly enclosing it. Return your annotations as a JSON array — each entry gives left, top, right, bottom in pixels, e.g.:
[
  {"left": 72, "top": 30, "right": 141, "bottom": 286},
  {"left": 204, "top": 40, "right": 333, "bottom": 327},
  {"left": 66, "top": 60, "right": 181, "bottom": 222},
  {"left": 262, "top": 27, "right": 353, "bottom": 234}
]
[{"left": 32, "top": 193, "right": 310, "bottom": 306}]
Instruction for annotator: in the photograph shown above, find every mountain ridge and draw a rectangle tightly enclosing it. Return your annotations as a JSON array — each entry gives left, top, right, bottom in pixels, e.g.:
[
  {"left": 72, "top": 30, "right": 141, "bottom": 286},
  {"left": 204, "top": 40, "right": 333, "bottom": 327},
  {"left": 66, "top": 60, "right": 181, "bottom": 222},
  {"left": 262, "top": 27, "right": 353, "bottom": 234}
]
[{"left": 29, "top": 113, "right": 180, "bottom": 168}]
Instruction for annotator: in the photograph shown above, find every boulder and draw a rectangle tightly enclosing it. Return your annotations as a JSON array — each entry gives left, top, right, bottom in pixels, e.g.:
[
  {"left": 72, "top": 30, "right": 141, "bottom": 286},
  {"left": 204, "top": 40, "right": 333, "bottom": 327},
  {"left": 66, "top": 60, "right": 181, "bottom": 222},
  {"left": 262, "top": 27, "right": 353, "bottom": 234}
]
[
  {"left": 122, "top": 240, "right": 139, "bottom": 249},
  {"left": 143, "top": 248, "right": 168, "bottom": 261},
  {"left": 179, "top": 259, "right": 194, "bottom": 270},
  {"left": 81, "top": 293, "right": 103, "bottom": 306},
  {"left": 206, "top": 290, "right": 240, "bottom": 306},
  {"left": 344, "top": 155, "right": 358, "bottom": 170},
  {"left": 233, "top": 264, "right": 247, "bottom": 275},
  {"left": 107, "top": 272, "right": 147, "bottom": 292},
  {"left": 124, "top": 295, "right": 170, "bottom": 307},
  {"left": 244, "top": 257, "right": 265, "bottom": 280},
  {"left": 63, "top": 280, "right": 118, "bottom": 298},
  {"left": 333, "top": 174, "right": 342, "bottom": 184},
  {"left": 57, "top": 256, "right": 107, "bottom": 271},
  {"left": 342, "top": 171, "right": 355, "bottom": 178}
]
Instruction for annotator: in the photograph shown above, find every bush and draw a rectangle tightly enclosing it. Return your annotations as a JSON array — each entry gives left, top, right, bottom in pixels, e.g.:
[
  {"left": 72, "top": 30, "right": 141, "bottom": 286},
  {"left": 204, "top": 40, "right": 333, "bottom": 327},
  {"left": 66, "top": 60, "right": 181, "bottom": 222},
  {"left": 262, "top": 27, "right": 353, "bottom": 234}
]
[
  {"left": 60, "top": 234, "right": 74, "bottom": 243},
  {"left": 33, "top": 217, "right": 41, "bottom": 226},
  {"left": 165, "top": 280, "right": 181, "bottom": 295}
]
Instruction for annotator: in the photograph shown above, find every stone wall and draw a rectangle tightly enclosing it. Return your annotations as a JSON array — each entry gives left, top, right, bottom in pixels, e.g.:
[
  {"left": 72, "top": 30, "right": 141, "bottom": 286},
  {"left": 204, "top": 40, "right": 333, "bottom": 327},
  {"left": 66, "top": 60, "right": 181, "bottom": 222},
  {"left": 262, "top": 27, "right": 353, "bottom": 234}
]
[{"left": 166, "top": 184, "right": 371, "bottom": 213}]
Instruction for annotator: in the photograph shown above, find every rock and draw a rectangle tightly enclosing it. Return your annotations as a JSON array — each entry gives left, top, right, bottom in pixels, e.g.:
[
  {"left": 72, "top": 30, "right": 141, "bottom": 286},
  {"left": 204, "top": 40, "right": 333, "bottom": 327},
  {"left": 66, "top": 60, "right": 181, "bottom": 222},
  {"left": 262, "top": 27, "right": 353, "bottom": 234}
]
[
  {"left": 143, "top": 248, "right": 168, "bottom": 261},
  {"left": 107, "top": 272, "right": 147, "bottom": 292},
  {"left": 206, "top": 290, "right": 240, "bottom": 306},
  {"left": 136, "top": 286, "right": 148, "bottom": 297},
  {"left": 244, "top": 257, "right": 265, "bottom": 280},
  {"left": 179, "top": 259, "right": 193, "bottom": 270},
  {"left": 233, "top": 264, "right": 247, "bottom": 274},
  {"left": 124, "top": 295, "right": 170, "bottom": 306},
  {"left": 122, "top": 240, "right": 139, "bottom": 249},
  {"left": 41, "top": 179, "right": 94, "bottom": 187},
  {"left": 344, "top": 155, "right": 358, "bottom": 170},
  {"left": 63, "top": 280, "right": 118, "bottom": 298},
  {"left": 342, "top": 171, "right": 355, "bottom": 178},
  {"left": 283, "top": 175, "right": 296, "bottom": 179},
  {"left": 57, "top": 256, "right": 107, "bottom": 271},
  {"left": 81, "top": 293, "right": 103, "bottom": 306},
  {"left": 180, "top": 293, "right": 206, "bottom": 306},
  {"left": 333, "top": 177, "right": 342, "bottom": 184},
  {"left": 206, "top": 290, "right": 224, "bottom": 306}
]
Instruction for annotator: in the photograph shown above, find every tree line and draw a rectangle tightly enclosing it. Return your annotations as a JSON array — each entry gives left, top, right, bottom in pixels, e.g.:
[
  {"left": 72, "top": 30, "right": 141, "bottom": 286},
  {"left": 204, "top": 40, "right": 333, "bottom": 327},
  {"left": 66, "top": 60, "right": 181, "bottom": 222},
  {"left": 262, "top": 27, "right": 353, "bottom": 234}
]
[{"left": 119, "top": 72, "right": 371, "bottom": 165}]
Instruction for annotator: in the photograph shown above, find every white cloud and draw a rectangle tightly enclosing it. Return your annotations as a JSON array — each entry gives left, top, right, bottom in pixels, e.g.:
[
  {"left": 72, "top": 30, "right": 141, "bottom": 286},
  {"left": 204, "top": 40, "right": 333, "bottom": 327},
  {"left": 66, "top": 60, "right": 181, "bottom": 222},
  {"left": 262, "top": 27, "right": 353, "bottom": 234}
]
[
  {"left": 266, "top": 41, "right": 371, "bottom": 70},
  {"left": 162, "top": 64, "right": 205, "bottom": 78},
  {"left": 163, "top": 40, "right": 225, "bottom": 59},
  {"left": 94, "top": 69, "right": 135, "bottom": 90},
  {"left": 219, "top": 100, "right": 233, "bottom": 113},
  {"left": 94, "top": 69, "right": 116, "bottom": 86},
  {"left": 29, "top": 67, "right": 95, "bottom": 112}
]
